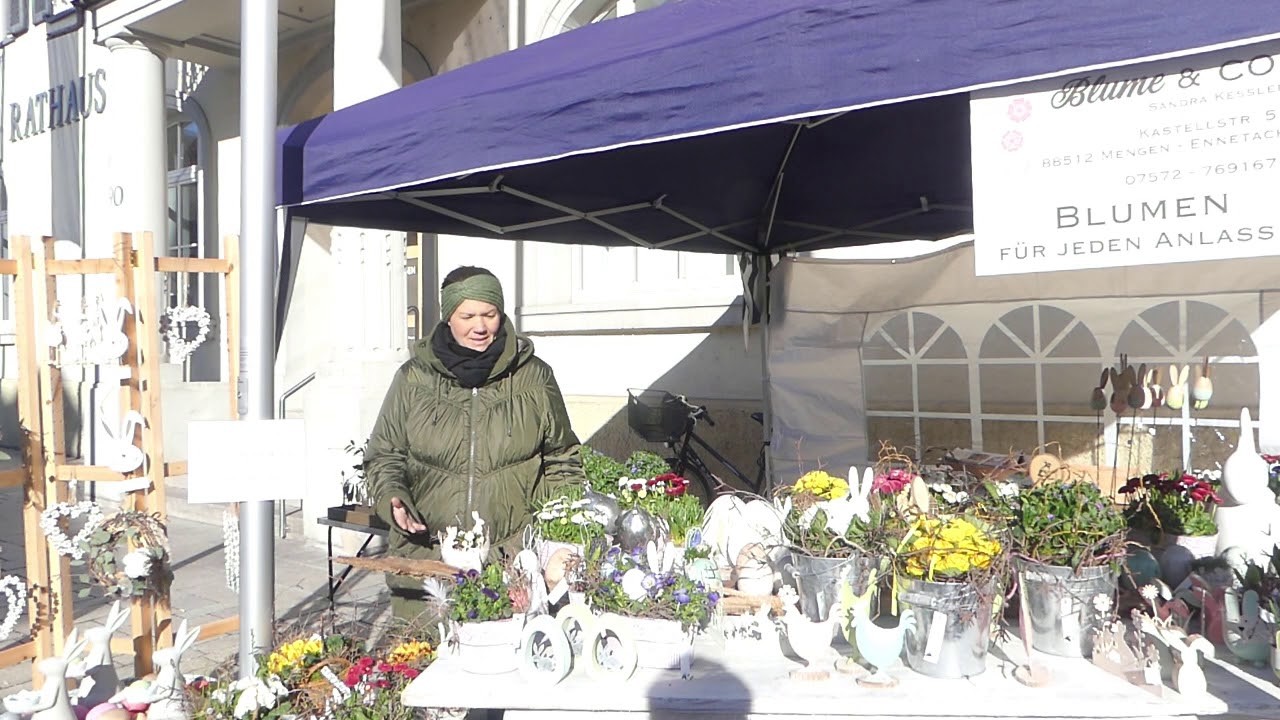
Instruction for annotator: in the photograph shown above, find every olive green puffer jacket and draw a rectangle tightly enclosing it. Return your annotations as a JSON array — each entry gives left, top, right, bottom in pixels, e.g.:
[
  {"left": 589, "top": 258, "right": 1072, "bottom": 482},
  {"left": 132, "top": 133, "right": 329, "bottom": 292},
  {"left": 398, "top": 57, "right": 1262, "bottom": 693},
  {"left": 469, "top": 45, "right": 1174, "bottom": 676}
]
[{"left": 364, "top": 321, "right": 584, "bottom": 616}]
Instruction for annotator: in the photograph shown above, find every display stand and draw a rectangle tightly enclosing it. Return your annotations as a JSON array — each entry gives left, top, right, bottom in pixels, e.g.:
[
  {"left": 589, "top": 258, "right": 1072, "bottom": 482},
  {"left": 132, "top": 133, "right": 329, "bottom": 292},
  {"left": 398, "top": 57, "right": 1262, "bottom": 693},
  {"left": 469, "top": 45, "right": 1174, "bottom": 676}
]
[{"left": 0, "top": 233, "right": 241, "bottom": 685}]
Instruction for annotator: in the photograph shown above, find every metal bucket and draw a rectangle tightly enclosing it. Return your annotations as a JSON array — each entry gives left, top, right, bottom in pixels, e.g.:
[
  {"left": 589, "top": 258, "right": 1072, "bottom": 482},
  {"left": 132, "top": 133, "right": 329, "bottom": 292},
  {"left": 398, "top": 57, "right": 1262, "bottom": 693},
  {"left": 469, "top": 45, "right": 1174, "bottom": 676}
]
[
  {"left": 784, "top": 553, "right": 873, "bottom": 622},
  {"left": 899, "top": 577, "right": 995, "bottom": 678},
  {"left": 1017, "top": 560, "right": 1116, "bottom": 658}
]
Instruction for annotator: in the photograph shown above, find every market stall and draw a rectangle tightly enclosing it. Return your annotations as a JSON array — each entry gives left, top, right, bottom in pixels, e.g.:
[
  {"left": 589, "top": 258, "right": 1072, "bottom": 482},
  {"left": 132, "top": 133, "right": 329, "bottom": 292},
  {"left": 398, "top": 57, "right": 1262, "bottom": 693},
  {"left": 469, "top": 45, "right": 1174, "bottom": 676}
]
[{"left": 269, "top": 0, "right": 1280, "bottom": 717}]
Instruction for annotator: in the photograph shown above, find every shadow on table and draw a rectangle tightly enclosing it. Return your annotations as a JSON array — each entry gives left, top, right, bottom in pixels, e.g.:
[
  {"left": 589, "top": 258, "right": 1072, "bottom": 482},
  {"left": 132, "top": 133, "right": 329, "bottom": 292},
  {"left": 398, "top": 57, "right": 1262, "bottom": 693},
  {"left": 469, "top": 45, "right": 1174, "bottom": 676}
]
[{"left": 646, "top": 658, "right": 751, "bottom": 720}]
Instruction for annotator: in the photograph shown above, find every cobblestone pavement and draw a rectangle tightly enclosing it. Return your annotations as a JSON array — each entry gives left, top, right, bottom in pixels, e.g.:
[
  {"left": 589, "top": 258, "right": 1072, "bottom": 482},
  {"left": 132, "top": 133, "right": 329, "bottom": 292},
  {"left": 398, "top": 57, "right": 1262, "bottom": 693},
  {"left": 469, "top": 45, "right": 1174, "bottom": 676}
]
[{"left": 0, "top": 488, "right": 392, "bottom": 692}]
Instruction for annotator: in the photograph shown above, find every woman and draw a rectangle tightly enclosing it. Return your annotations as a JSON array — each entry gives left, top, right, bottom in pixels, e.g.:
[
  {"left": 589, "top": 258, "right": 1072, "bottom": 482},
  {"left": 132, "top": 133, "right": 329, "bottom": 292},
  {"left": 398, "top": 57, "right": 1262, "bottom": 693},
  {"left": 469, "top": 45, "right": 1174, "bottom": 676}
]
[{"left": 364, "top": 266, "right": 585, "bottom": 620}]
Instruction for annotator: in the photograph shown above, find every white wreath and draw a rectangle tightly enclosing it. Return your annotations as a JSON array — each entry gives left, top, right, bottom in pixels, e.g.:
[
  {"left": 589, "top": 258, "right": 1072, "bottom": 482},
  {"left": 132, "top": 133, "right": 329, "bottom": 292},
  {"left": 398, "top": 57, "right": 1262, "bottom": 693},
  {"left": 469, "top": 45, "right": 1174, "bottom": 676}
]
[
  {"left": 164, "top": 305, "right": 212, "bottom": 364},
  {"left": 39, "top": 502, "right": 105, "bottom": 560},
  {"left": 0, "top": 575, "right": 26, "bottom": 641}
]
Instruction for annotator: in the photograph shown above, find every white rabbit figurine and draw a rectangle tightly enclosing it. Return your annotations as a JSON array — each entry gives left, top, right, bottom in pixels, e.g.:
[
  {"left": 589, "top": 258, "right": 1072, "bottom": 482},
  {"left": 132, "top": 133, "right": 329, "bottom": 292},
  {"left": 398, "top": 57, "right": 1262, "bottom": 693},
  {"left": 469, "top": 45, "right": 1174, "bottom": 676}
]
[
  {"left": 810, "top": 467, "right": 872, "bottom": 537},
  {"left": 69, "top": 601, "right": 129, "bottom": 710},
  {"left": 121, "top": 619, "right": 201, "bottom": 720},
  {"left": 3, "top": 630, "right": 88, "bottom": 720}
]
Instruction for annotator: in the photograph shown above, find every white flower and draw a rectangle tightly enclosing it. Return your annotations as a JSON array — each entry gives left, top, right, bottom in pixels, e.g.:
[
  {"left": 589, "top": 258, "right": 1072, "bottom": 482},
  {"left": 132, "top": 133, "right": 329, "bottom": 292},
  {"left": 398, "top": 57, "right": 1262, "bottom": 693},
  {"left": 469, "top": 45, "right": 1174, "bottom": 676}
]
[
  {"left": 1092, "top": 593, "right": 1113, "bottom": 614},
  {"left": 231, "top": 676, "right": 287, "bottom": 719},
  {"left": 929, "top": 482, "right": 950, "bottom": 493},
  {"left": 955, "top": 491, "right": 969, "bottom": 504},
  {"left": 121, "top": 550, "right": 153, "bottom": 579},
  {"left": 1139, "top": 584, "right": 1158, "bottom": 601},
  {"left": 0, "top": 575, "right": 27, "bottom": 641},
  {"left": 941, "top": 489, "right": 958, "bottom": 504},
  {"left": 569, "top": 513, "right": 586, "bottom": 525},
  {"left": 996, "top": 482, "right": 1020, "bottom": 498}
]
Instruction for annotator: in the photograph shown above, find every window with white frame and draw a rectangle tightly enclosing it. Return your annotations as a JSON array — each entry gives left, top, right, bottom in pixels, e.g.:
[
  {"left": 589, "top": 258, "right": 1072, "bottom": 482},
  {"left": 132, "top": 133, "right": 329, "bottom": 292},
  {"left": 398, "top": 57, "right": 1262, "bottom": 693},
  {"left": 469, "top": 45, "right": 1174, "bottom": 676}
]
[
  {"left": 164, "top": 118, "right": 207, "bottom": 377},
  {"left": 1113, "top": 299, "right": 1258, "bottom": 471},
  {"left": 864, "top": 310, "right": 970, "bottom": 458},
  {"left": 977, "top": 305, "right": 1102, "bottom": 462}
]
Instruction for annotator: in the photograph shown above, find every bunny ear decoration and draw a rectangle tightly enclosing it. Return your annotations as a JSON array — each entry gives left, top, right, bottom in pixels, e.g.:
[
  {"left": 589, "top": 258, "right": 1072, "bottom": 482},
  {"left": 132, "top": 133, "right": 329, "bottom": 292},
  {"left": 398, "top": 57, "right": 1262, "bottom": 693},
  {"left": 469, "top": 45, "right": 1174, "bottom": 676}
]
[
  {"left": 105, "top": 599, "right": 129, "bottom": 634},
  {"left": 861, "top": 467, "right": 875, "bottom": 497}
]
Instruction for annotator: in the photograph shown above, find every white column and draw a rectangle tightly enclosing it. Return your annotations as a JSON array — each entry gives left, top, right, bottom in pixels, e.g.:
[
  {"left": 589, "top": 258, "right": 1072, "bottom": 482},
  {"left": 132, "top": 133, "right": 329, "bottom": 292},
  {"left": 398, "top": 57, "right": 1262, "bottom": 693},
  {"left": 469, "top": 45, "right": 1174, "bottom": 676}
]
[
  {"left": 103, "top": 35, "right": 167, "bottom": 253},
  {"left": 302, "top": 0, "right": 408, "bottom": 544}
]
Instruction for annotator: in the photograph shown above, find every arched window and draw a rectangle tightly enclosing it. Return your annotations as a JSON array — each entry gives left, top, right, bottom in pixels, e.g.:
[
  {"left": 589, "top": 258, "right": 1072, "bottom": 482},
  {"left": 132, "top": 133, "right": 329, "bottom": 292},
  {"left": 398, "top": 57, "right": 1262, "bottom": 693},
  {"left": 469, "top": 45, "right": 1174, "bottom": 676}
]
[
  {"left": 864, "top": 310, "right": 969, "bottom": 458},
  {"left": 1115, "top": 299, "right": 1259, "bottom": 470},
  {"left": 978, "top": 304, "right": 1102, "bottom": 461}
]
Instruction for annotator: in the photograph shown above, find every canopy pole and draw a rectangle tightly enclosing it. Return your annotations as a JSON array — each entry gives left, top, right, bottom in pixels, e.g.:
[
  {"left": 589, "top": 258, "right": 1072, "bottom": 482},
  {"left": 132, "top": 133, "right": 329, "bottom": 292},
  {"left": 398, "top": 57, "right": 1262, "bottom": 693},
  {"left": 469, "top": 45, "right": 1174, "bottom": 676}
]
[
  {"left": 759, "top": 271, "right": 773, "bottom": 492},
  {"left": 238, "top": 0, "right": 278, "bottom": 677}
]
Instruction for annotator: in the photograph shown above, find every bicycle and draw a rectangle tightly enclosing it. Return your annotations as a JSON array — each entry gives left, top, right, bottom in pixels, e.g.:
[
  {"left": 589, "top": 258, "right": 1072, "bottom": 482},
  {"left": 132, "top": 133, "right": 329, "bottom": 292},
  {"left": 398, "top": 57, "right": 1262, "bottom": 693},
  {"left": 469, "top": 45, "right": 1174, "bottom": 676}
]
[{"left": 625, "top": 389, "right": 769, "bottom": 500}]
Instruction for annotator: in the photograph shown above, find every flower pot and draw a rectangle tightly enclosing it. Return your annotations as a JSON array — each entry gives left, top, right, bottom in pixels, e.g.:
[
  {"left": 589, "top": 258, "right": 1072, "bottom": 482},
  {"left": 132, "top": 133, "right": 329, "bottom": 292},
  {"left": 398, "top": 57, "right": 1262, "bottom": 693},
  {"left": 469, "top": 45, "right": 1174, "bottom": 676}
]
[
  {"left": 454, "top": 616, "right": 524, "bottom": 674},
  {"left": 1156, "top": 533, "right": 1218, "bottom": 588},
  {"left": 1016, "top": 559, "right": 1116, "bottom": 658},
  {"left": 630, "top": 616, "right": 693, "bottom": 670},
  {"left": 898, "top": 577, "right": 995, "bottom": 678},
  {"left": 783, "top": 553, "right": 874, "bottom": 623}
]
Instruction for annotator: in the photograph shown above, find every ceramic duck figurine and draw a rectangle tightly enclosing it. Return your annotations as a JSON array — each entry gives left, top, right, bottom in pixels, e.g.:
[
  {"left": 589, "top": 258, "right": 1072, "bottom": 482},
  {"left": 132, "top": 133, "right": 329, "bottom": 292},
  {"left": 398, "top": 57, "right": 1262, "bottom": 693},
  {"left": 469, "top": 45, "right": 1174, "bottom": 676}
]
[
  {"left": 848, "top": 582, "right": 912, "bottom": 686},
  {"left": 776, "top": 586, "right": 841, "bottom": 679}
]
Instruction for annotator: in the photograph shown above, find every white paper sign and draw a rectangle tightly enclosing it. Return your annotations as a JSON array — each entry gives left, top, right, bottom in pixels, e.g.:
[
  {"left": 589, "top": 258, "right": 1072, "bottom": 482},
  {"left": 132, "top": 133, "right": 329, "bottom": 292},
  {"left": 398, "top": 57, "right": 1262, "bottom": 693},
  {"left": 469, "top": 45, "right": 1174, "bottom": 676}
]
[
  {"left": 972, "top": 40, "right": 1280, "bottom": 276},
  {"left": 187, "top": 420, "right": 307, "bottom": 503}
]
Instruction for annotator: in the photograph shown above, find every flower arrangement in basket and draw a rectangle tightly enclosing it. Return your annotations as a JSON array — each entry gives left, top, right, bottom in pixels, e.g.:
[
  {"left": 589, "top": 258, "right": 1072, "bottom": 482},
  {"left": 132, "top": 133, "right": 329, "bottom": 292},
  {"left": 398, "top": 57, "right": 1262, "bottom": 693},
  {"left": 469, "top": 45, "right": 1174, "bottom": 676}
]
[
  {"left": 192, "top": 631, "right": 434, "bottom": 720},
  {"left": 579, "top": 545, "right": 720, "bottom": 631},
  {"left": 74, "top": 510, "right": 174, "bottom": 600},
  {"left": 1121, "top": 471, "right": 1221, "bottom": 538},
  {"left": 1010, "top": 477, "right": 1128, "bottom": 570}
]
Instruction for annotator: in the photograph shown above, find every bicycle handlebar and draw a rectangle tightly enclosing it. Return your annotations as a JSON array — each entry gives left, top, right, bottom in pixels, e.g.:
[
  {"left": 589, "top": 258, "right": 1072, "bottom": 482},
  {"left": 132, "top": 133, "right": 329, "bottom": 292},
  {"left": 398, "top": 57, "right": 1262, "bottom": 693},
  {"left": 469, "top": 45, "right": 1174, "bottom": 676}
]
[{"left": 669, "top": 393, "right": 715, "bottom": 426}]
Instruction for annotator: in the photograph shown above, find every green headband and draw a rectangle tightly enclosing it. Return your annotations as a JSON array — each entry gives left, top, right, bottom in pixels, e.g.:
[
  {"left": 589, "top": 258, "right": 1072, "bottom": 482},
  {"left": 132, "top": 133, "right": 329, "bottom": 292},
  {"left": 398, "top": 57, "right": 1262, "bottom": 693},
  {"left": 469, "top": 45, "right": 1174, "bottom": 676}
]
[{"left": 441, "top": 273, "right": 505, "bottom": 320}]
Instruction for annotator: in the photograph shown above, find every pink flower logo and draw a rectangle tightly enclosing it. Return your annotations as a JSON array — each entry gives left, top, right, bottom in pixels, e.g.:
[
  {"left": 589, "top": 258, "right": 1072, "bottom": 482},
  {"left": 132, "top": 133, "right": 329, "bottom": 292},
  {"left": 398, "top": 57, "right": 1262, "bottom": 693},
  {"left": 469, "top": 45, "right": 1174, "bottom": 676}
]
[
  {"left": 1001, "top": 130, "right": 1024, "bottom": 152},
  {"left": 1007, "top": 97, "right": 1032, "bottom": 122}
]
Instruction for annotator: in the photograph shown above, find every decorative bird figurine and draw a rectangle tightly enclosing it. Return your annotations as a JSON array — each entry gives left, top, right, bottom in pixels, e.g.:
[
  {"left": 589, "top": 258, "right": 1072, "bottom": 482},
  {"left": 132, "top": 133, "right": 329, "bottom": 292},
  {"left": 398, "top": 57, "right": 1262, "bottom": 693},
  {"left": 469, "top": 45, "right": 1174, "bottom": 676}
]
[
  {"left": 1165, "top": 364, "right": 1190, "bottom": 411},
  {"left": 848, "top": 582, "right": 913, "bottom": 687},
  {"left": 1192, "top": 357, "right": 1213, "bottom": 410},
  {"left": 776, "top": 586, "right": 842, "bottom": 680}
]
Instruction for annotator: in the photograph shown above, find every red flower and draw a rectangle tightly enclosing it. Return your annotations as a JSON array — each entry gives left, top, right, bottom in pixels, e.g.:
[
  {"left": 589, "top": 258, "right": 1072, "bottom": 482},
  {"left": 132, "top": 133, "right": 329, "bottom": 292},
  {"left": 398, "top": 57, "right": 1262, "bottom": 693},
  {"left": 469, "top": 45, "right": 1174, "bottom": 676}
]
[
  {"left": 630, "top": 482, "right": 644, "bottom": 492},
  {"left": 402, "top": 668, "right": 420, "bottom": 679},
  {"left": 665, "top": 483, "right": 686, "bottom": 497}
]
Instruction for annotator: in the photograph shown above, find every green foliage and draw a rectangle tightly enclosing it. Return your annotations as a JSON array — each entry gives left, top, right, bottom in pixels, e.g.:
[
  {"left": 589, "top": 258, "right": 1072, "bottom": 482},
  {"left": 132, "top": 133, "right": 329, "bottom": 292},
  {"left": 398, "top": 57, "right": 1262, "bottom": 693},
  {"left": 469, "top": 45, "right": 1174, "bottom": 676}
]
[
  {"left": 1013, "top": 481, "right": 1127, "bottom": 568},
  {"left": 534, "top": 494, "right": 609, "bottom": 545},
  {"left": 582, "top": 445, "right": 628, "bottom": 495},
  {"left": 624, "top": 450, "right": 672, "bottom": 480},
  {"left": 448, "top": 564, "right": 514, "bottom": 623}
]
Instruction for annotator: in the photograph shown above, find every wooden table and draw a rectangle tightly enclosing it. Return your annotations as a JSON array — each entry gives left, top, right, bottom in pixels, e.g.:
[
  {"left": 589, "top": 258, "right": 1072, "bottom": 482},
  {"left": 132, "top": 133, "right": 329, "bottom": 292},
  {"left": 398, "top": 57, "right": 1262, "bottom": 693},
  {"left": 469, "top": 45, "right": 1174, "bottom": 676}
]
[{"left": 402, "top": 633, "right": 1280, "bottom": 719}]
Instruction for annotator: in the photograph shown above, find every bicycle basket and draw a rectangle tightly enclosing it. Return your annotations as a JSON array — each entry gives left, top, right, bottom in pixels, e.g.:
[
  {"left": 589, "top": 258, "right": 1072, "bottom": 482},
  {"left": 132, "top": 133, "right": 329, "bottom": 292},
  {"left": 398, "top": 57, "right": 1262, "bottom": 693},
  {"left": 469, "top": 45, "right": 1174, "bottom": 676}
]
[{"left": 626, "top": 389, "right": 687, "bottom": 442}]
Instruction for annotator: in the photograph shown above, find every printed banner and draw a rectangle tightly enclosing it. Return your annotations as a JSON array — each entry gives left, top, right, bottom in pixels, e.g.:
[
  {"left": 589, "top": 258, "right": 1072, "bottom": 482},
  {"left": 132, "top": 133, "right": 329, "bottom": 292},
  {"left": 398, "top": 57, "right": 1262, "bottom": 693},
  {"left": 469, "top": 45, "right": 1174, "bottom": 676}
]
[{"left": 972, "top": 41, "right": 1280, "bottom": 275}]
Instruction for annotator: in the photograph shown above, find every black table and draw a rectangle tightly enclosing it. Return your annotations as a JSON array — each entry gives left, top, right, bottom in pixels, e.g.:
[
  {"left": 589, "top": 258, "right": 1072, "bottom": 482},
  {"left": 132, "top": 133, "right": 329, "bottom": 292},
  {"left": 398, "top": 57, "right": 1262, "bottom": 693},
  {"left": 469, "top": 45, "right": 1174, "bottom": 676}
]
[{"left": 316, "top": 516, "right": 389, "bottom": 608}]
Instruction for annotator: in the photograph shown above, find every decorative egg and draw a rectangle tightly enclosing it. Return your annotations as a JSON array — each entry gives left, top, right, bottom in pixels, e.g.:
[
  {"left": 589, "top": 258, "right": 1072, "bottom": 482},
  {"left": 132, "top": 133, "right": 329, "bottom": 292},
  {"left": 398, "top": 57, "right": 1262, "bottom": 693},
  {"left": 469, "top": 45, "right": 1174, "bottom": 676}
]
[
  {"left": 582, "top": 488, "right": 621, "bottom": 534},
  {"left": 616, "top": 508, "right": 657, "bottom": 553},
  {"left": 84, "top": 704, "right": 121, "bottom": 720},
  {"left": 543, "top": 547, "right": 574, "bottom": 588},
  {"left": 1120, "top": 545, "right": 1161, "bottom": 590},
  {"left": 93, "top": 709, "right": 133, "bottom": 720}
]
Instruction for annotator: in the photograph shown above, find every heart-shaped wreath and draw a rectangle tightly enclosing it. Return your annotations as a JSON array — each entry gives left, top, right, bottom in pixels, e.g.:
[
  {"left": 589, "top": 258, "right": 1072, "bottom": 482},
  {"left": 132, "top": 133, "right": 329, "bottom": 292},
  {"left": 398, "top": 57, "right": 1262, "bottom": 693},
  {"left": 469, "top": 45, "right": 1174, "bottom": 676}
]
[
  {"left": 78, "top": 511, "right": 174, "bottom": 600},
  {"left": 162, "top": 304, "right": 212, "bottom": 364},
  {"left": 0, "top": 575, "right": 27, "bottom": 640},
  {"left": 39, "top": 502, "right": 105, "bottom": 560}
]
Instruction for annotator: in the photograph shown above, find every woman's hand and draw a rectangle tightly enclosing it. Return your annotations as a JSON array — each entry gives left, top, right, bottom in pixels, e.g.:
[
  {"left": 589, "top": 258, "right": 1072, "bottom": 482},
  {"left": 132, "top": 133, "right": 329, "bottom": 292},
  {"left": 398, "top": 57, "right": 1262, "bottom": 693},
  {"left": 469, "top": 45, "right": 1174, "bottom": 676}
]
[{"left": 390, "top": 496, "right": 428, "bottom": 534}]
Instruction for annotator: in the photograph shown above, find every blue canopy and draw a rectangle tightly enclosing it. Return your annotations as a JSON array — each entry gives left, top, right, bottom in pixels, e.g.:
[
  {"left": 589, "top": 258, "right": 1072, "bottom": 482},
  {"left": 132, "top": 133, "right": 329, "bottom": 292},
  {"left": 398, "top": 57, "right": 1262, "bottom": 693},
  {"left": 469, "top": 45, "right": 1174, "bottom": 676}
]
[{"left": 276, "top": 0, "right": 1280, "bottom": 254}]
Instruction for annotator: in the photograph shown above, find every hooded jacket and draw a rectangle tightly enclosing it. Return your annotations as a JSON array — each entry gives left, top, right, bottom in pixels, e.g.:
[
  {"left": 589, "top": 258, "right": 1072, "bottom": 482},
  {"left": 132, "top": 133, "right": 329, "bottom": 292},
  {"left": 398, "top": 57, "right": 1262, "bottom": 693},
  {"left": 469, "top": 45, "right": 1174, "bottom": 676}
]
[{"left": 365, "top": 320, "right": 584, "bottom": 569}]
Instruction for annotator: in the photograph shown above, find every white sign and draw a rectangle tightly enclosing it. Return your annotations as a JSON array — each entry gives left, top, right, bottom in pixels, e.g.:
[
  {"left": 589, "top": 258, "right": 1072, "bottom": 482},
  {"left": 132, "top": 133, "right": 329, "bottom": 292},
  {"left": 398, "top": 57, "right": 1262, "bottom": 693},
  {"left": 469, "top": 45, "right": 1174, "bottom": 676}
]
[
  {"left": 972, "top": 40, "right": 1280, "bottom": 276},
  {"left": 187, "top": 420, "right": 308, "bottom": 504}
]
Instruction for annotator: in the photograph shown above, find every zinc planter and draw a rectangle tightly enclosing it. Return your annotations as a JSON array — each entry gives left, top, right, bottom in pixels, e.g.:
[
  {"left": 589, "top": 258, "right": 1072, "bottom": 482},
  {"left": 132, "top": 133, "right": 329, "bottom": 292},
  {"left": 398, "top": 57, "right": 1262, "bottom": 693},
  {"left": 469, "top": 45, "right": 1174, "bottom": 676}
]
[
  {"left": 784, "top": 553, "right": 874, "bottom": 623},
  {"left": 1017, "top": 559, "right": 1116, "bottom": 658},
  {"left": 898, "top": 577, "right": 996, "bottom": 678}
]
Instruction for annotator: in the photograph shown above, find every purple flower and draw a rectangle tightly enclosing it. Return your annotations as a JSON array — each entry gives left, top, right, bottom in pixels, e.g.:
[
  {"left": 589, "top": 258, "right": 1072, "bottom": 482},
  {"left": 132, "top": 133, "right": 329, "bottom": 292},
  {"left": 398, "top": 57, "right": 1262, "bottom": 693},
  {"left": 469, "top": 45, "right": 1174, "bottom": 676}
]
[
  {"left": 610, "top": 570, "right": 624, "bottom": 583},
  {"left": 468, "top": 609, "right": 478, "bottom": 619},
  {"left": 482, "top": 588, "right": 499, "bottom": 600},
  {"left": 454, "top": 573, "right": 467, "bottom": 585},
  {"left": 641, "top": 574, "right": 658, "bottom": 591},
  {"left": 607, "top": 546, "right": 621, "bottom": 559},
  {"left": 467, "top": 569, "right": 480, "bottom": 578},
  {"left": 707, "top": 592, "right": 720, "bottom": 605},
  {"left": 663, "top": 575, "right": 677, "bottom": 587},
  {"left": 687, "top": 529, "right": 703, "bottom": 548},
  {"left": 674, "top": 589, "right": 690, "bottom": 605}
]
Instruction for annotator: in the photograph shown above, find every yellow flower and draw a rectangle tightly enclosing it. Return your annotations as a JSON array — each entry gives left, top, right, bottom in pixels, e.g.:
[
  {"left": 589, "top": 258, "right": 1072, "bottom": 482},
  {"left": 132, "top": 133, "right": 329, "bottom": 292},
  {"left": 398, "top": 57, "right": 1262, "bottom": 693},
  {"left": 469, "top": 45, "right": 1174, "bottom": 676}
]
[
  {"left": 387, "top": 640, "right": 435, "bottom": 665},
  {"left": 903, "top": 517, "right": 1000, "bottom": 579},
  {"left": 266, "top": 636, "right": 323, "bottom": 675},
  {"left": 794, "top": 471, "right": 849, "bottom": 501}
]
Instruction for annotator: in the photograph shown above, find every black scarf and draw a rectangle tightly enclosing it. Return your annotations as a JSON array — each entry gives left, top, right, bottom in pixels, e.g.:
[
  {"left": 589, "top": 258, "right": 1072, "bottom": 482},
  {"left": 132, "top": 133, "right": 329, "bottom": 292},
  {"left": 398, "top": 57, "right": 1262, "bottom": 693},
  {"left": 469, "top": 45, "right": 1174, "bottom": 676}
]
[{"left": 430, "top": 321, "right": 508, "bottom": 388}]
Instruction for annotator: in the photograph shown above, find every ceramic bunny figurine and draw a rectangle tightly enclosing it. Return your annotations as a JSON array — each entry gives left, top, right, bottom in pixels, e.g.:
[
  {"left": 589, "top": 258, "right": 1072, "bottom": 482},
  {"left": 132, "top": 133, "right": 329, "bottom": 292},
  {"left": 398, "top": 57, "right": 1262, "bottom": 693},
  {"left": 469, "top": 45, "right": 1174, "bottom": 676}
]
[
  {"left": 1090, "top": 370, "right": 1108, "bottom": 413},
  {"left": 130, "top": 619, "right": 201, "bottom": 720},
  {"left": 1164, "top": 364, "right": 1190, "bottom": 411},
  {"left": 1108, "top": 356, "right": 1132, "bottom": 415},
  {"left": 1126, "top": 362, "right": 1146, "bottom": 410},
  {"left": 3, "top": 630, "right": 88, "bottom": 720},
  {"left": 1192, "top": 358, "right": 1214, "bottom": 410},
  {"left": 70, "top": 601, "right": 129, "bottom": 709},
  {"left": 1144, "top": 367, "right": 1163, "bottom": 409}
]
